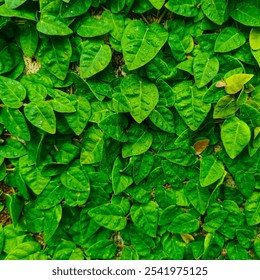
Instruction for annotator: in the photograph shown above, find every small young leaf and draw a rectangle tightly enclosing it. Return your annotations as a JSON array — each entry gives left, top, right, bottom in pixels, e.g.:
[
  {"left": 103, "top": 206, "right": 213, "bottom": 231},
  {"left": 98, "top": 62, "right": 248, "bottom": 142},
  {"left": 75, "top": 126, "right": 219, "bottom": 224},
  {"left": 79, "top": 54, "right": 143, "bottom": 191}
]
[{"left": 225, "top": 74, "right": 254, "bottom": 94}]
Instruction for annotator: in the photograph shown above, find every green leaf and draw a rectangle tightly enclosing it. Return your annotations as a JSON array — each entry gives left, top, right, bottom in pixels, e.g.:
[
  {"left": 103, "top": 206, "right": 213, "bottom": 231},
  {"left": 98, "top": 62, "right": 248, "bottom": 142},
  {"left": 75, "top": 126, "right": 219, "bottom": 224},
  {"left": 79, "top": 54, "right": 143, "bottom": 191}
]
[
  {"left": 0, "top": 138, "right": 27, "bottom": 159},
  {"left": 24, "top": 101, "right": 56, "bottom": 134},
  {"left": 225, "top": 74, "right": 254, "bottom": 94},
  {"left": 87, "top": 240, "right": 117, "bottom": 259},
  {"left": 50, "top": 96, "right": 76, "bottom": 113},
  {"left": 173, "top": 81, "right": 211, "bottom": 130},
  {"left": 130, "top": 202, "right": 159, "bottom": 237},
  {"left": 5, "top": 241, "right": 41, "bottom": 260},
  {"left": 112, "top": 157, "right": 133, "bottom": 195},
  {"left": 221, "top": 117, "right": 251, "bottom": 159},
  {"left": 122, "top": 123, "right": 153, "bottom": 158},
  {"left": 133, "top": 152, "right": 154, "bottom": 185},
  {"left": 80, "top": 39, "right": 112, "bottom": 79},
  {"left": 19, "top": 155, "right": 50, "bottom": 195},
  {"left": 17, "top": 21, "right": 38, "bottom": 58},
  {"left": 99, "top": 114, "right": 128, "bottom": 142},
  {"left": 165, "top": 0, "right": 199, "bottom": 17},
  {"left": 44, "top": 205, "right": 62, "bottom": 242},
  {"left": 185, "top": 180, "right": 210, "bottom": 214},
  {"left": 37, "top": 15, "right": 73, "bottom": 36},
  {"left": 231, "top": 3, "right": 260, "bottom": 27},
  {"left": 77, "top": 15, "right": 111, "bottom": 37},
  {"left": 245, "top": 192, "right": 260, "bottom": 226},
  {"left": 1, "top": 107, "right": 30, "bottom": 141},
  {"left": 64, "top": 97, "right": 91, "bottom": 136},
  {"left": 36, "top": 180, "right": 66, "bottom": 210},
  {"left": 254, "top": 238, "right": 260, "bottom": 258},
  {"left": 61, "top": 166, "right": 90, "bottom": 193},
  {"left": 149, "top": 106, "right": 175, "bottom": 133},
  {"left": 88, "top": 204, "right": 127, "bottom": 231},
  {"left": 249, "top": 28, "right": 260, "bottom": 50},
  {"left": 0, "top": 76, "right": 26, "bottom": 108},
  {"left": 61, "top": 0, "right": 91, "bottom": 18},
  {"left": 5, "top": 0, "right": 27, "bottom": 9},
  {"left": 213, "top": 95, "right": 240, "bottom": 119},
  {"left": 148, "top": 0, "right": 165, "bottom": 10},
  {"left": 116, "top": 75, "right": 159, "bottom": 123},
  {"left": 102, "top": 10, "right": 125, "bottom": 41},
  {"left": 0, "top": 4, "right": 36, "bottom": 21},
  {"left": 6, "top": 194, "right": 23, "bottom": 227},
  {"left": 203, "top": 210, "right": 228, "bottom": 232},
  {"left": 162, "top": 235, "right": 185, "bottom": 260},
  {"left": 200, "top": 155, "right": 225, "bottom": 187},
  {"left": 36, "top": 37, "right": 72, "bottom": 80},
  {"left": 168, "top": 213, "right": 200, "bottom": 234},
  {"left": 121, "top": 20, "right": 168, "bottom": 70},
  {"left": 81, "top": 126, "right": 104, "bottom": 165},
  {"left": 53, "top": 241, "right": 84, "bottom": 260},
  {"left": 201, "top": 0, "right": 228, "bottom": 25},
  {"left": 226, "top": 242, "right": 249, "bottom": 260},
  {"left": 193, "top": 53, "right": 219, "bottom": 88},
  {"left": 215, "top": 27, "right": 246, "bottom": 53}
]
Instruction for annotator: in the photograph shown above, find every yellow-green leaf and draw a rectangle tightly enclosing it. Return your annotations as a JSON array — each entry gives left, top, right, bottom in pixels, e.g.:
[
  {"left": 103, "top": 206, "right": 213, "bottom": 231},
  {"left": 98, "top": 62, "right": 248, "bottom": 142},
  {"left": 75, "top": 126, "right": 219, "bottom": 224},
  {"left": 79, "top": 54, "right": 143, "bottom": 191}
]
[{"left": 225, "top": 74, "right": 254, "bottom": 94}]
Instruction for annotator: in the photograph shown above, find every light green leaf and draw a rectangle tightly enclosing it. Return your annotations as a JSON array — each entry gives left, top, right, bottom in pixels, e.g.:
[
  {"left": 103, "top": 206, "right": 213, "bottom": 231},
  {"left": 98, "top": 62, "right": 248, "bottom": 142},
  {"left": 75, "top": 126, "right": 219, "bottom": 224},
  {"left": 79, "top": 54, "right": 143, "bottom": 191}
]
[
  {"left": 221, "top": 117, "right": 251, "bottom": 159},
  {"left": 121, "top": 20, "right": 168, "bottom": 70},
  {"left": 112, "top": 157, "right": 133, "bottom": 195},
  {"left": 226, "top": 242, "right": 249, "bottom": 260},
  {"left": 60, "top": 166, "right": 90, "bottom": 192},
  {"left": 149, "top": 106, "right": 175, "bottom": 133},
  {"left": 53, "top": 241, "right": 84, "bottom": 260},
  {"left": 193, "top": 53, "right": 219, "bottom": 88},
  {"left": 213, "top": 95, "right": 240, "bottom": 119},
  {"left": 122, "top": 123, "right": 153, "bottom": 158},
  {"left": 0, "top": 76, "right": 26, "bottom": 108},
  {"left": 249, "top": 28, "right": 260, "bottom": 50},
  {"left": 201, "top": 0, "right": 228, "bottom": 25},
  {"left": 5, "top": 0, "right": 27, "bottom": 9},
  {"left": 0, "top": 4, "right": 36, "bottom": 21},
  {"left": 44, "top": 205, "right": 62, "bottom": 242},
  {"left": 245, "top": 192, "right": 260, "bottom": 226},
  {"left": 5, "top": 241, "right": 41, "bottom": 260},
  {"left": 99, "top": 114, "right": 128, "bottom": 142},
  {"left": 102, "top": 11, "right": 125, "bottom": 41},
  {"left": 148, "top": 0, "right": 165, "bottom": 10},
  {"left": 6, "top": 194, "right": 23, "bottom": 227},
  {"left": 81, "top": 126, "right": 104, "bottom": 164},
  {"left": 231, "top": 3, "right": 260, "bottom": 27},
  {"left": 173, "top": 81, "right": 211, "bottom": 130},
  {"left": 88, "top": 204, "right": 127, "bottom": 231},
  {"left": 37, "top": 15, "right": 73, "bottom": 36},
  {"left": 50, "top": 96, "right": 76, "bottom": 113},
  {"left": 2, "top": 107, "right": 30, "bottom": 141},
  {"left": 200, "top": 155, "right": 225, "bottom": 187},
  {"left": 77, "top": 15, "right": 111, "bottom": 37},
  {"left": 80, "top": 39, "right": 112, "bottom": 79},
  {"left": 215, "top": 27, "right": 246, "bottom": 53},
  {"left": 185, "top": 180, "right": 210, "bottom": 214},
  {"left": 24, "top": 101, "right": 56, "bottom": 134},
  {"left": 64, "top": 97, "right": 91, "bottom": 135},
  {"left": 168, "top": 213, "right": 200, "bottom": 234},
  {"left": 36, "top": 37, "right": 72, "bottom": 80},
  {"left": 225, "top": 74, "right": 254, "bottom": 94},
  {"left": 130, "top": 201, "right": 159, "bottom": 237}
]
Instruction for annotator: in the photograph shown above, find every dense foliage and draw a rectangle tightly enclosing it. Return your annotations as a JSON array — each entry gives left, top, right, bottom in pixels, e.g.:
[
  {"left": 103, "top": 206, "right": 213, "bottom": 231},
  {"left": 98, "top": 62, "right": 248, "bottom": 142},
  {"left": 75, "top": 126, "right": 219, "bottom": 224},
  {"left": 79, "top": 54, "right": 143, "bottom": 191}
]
[{"left": 0, "top": 0, "right": 260, "bottom": 260}]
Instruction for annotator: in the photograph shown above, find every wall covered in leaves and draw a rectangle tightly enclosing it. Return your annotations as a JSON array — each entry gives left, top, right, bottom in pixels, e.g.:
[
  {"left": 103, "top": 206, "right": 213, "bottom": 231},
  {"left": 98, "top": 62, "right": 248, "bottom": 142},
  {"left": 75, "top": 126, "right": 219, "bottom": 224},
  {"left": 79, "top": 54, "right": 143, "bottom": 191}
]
[{"left": 0, "top": 0, "right": 260, "bottom": 260}]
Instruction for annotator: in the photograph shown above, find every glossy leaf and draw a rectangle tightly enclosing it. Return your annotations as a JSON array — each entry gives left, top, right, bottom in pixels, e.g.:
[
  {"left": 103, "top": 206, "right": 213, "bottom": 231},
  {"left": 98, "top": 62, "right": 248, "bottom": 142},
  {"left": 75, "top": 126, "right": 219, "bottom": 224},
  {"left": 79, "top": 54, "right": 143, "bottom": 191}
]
[
  {"left": 168, "top": 213, "right": 200, "bottom": 234},
  {"left": 201, "top": 0, "right": 228, "bottom": 25},
  {"left": 44, "top": 205, "right": 62, "bottom": 242},
  {"left": 121, "top": 20, "right": 168, "bottom": 70},
  {"left": 24, "top": 101, "right": 56, "bottom": 134},
  {"left": 5, "top": 241, "right": 41, "bottom": 260},
  {"left": 173, "top": 81, "right": 211, "bottom": 130},
  {"left": 80, "top": 39, "right": 112, "bottom": 79},
  {"left": 88, "top": 204, "right": 127, "bottom": 231},
  {"left": 193, "top": 53, "right": 219, "bottom": 88},
  {"left": 225, "top": 74, "right": 254, "bottom": 94},
  {"left": 77, "top": 16, "right": 111, "bottom": 37},
  {"left": 215, "top": 27, "right": 246, "bottom": 53},
  {"left": 221, "top": 117, "right": 251, "bottom": 159},
  {"left": 249, "top": 28, "right": 260, "bottom": 50},
  {"left": 231, "top": 3, "right": 260, "bottom": 27},
  {"left": 149, "top": 106, "right": 175, "bottom": 133},
  {"left": 165, "top": 0, "right": 199, "bottom": 17},
  {"left": 245, "top": 192, "right": 260, "bottom": 226},
  {"left": 213, "top": 95, "right": 239, "bottom": 119}
]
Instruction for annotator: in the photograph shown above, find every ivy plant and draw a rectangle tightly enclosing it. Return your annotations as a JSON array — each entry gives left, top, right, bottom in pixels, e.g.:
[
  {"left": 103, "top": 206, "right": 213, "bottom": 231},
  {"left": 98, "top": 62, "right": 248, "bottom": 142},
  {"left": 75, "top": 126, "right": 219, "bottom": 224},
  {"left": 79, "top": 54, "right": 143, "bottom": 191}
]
[{"left": 0, "top": 0, "right": 260, "bottom": 260}]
